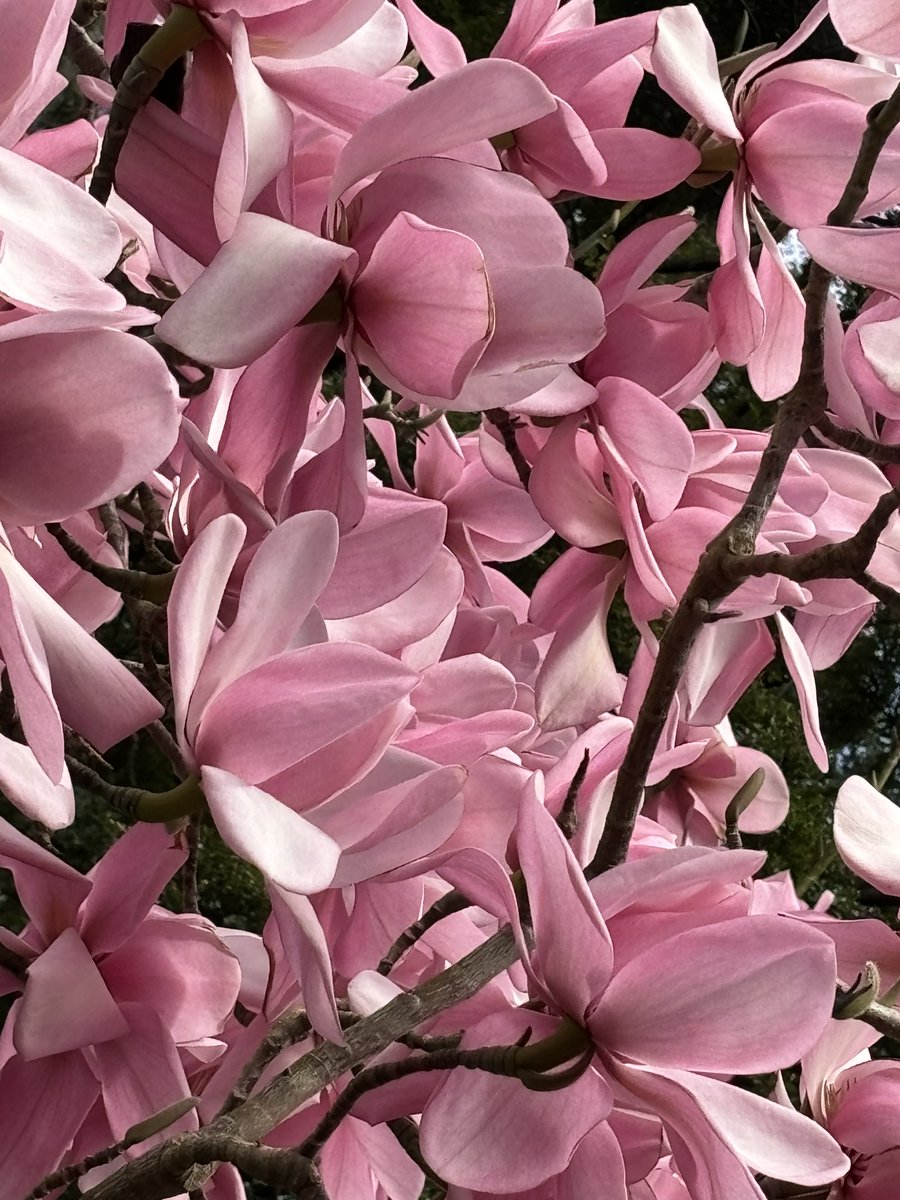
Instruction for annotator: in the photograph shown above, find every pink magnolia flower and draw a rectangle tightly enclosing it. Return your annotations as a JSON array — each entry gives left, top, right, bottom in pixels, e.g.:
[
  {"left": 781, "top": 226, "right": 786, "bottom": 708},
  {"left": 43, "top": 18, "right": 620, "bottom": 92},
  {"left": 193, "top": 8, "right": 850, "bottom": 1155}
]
[
  {"left": 0, "top": 819, "right": 240, "bottom": 1199},
  {"left": 415, "top": 782, "right": 846, "bottom": 1194},
  {"left": 167, "top": 510, "right": 421, "bottom": 892},
  {"left": 397, "top": 0, "right": 701, "bottom": 200},
  {"left": 801, "top": 1019, "right": 900, "bottom": 1198},
  {"left": 156, "top": 59, "right": 604, "bottom": 410}
]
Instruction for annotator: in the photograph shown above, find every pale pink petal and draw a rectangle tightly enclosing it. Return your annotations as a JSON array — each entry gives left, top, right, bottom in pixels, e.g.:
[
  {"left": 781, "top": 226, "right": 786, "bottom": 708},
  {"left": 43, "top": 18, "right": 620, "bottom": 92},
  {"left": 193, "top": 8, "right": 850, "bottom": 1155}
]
[
  {"left": 596, "top": 916, "right": 836, "bottom": 1073},
  {"left": 167, "top": 514, "right": 246, "bottom": 751},
  {"left": 775, "top": 612, "right": 829, "bottom": 772},
  {"left": 0, "top": 147, "right": 122, "bottom": 312},
  {"left": 157, "top": 212, "right": 354, "bottom": 368},
  {"left": 0, "top": 813, "right": 90, "bottom": 943},
  {"left": 0, "top": 735, "right": 73, "bottom": 829},
  {"left": 830, "top": 0, "right": 900, "bottom": 58},
  {"left": 330, "top": 59, "right": 557, "bottom": 201},
  {"left": 352, "top": 212, "right": 492, "bottom": 399},
  {"left": 651, "top": 7, "right": 741, "bottom": 141},
  {"left": 834, "top": 774, "right": 900, "bottom": 896},
  {"left": 201, "top": 766, "right": 340, "bottom": 894},
  {"left": 214, "top": 14, "right": 293, "bottom": 242},
  {"left": 15, "top": 928, "right": 129, "bottom": 1060}
]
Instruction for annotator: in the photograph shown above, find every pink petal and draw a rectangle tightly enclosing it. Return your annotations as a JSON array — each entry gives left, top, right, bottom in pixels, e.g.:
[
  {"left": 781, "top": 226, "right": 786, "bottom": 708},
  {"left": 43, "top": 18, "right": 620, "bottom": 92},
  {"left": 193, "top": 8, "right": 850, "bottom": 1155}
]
[
  {"left": 352, "top": 212, "right": 492, "bottom": 399},
  {"left": 213, "top": 14, "right": 293, "bottom": 242},
  {"left": 830, "top": 0, "right": 900, "bottom": 58},
  {"left": 518, "top": 777, "right": 614, "bottom": 1018},
  {"left": 0, "top": 1051, "right": 99, "bottom": 1198},
  {"left": 589, "top": 127, "right": 700, "bottom": 200},
  {"left": 157, "top": 212, "right": 354, "bottom": 368},
  {"left": 91, "top": 1002, "right": 197, "bottom": 1144},
  {"left": 0, "top": 0, "right": 71, "bottom": 145},
  {"left": 775, "top": 612, "right": 829, "bottom": 772},
  {"left": 834, "top": 774, "right": 900, "bottom": 896},
  {"left": 330, "top": 59, "right": 557, "bottom": 201},
  {"left": 99, "top": 914, "right": 240, "bottom": 1043},
  {"left": 420, "top": 1008, "right": 611, "bottom": 1192},
  {"left": 80, "top": 824, "right": 187, "bottom": 956},
  {"left": 0, "top": 734, "right": 73, "bottom": 829},
  {"left": 0, "top": 147, "right": 122, "bottom": 312},
  {"left": 651, "top": 6, "right": 741, "bottom": 141},
  {"left": 201, "top": 766, "right": 340, "bottom": 893},
  {"left": 0, "top": 330, "right": 181, "bottom": 527},
  {"left": 596, "top": 916, "right": 836, "bottom": 1073},
  {"left": 616, "top": 1062, "right": 849, "bottom": 1192},
  {"left": 535, "top": 568, "right": 625, "bottom": 731},
  {"left": 269, "top": 886, "right": 342, "bottom": 1043},
  {"left": 15, "top": 927, "right": 129, "bottom": 1060},
  {"left": 595, "top": 377, "right": 693, "bottom": 520},
  {"left": 191, "top": 511, "right": 339, "bottom": 716},
  {"left": 799, "top": 226, "right": 900, "bottom": 294},
  {"left": 394, "top": 0, "right": 467, "bottom": 75},
  {"left": 167, "top": 514, "right": 247, "bottom": 751}
]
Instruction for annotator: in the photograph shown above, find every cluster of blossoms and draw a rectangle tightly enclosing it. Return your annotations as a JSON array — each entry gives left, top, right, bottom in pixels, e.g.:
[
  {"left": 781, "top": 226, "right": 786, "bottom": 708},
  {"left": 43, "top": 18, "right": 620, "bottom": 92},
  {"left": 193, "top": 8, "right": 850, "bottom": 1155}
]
[{"left": 5, "top": 0, "right": 900, "bottom": 1197}]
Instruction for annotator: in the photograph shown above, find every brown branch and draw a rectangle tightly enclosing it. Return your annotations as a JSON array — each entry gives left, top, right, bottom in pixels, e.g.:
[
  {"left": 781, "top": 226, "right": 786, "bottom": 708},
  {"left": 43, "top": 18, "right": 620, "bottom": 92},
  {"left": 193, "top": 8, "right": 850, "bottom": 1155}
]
[
  {"left": 181, "top": 814, "right": 201, "bottom": 915},
  {"left": 587, "top": 79, "right": 900, "bottom": 879},
  {"left": 377, "top": 889, "right": 471, "bottom": 975},
  {"left": 65, "top": 18, "right": 108, "bottom": 78},
  {"left": 812, "top": 413, "right": 900, "bottom": 466},
  {"left": 484, "top": 409, "right": 531, "bottom": 487},
  {"left": 727, "top": 486, "right": 900, "bottom": 586},
  {"left": 44, "top": 523, "right": 175, "bottom": 604},
  {"left": 218, "top": 1006, "right": 312, "bottom": 1117}
]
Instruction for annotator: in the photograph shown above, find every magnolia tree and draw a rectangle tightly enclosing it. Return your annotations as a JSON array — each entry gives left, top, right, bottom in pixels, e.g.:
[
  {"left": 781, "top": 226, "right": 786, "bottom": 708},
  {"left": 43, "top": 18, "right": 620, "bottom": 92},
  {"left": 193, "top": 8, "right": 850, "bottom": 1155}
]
[{"left": 8, "top": 0, "right": 900, "bottom": 1197}]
